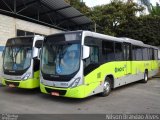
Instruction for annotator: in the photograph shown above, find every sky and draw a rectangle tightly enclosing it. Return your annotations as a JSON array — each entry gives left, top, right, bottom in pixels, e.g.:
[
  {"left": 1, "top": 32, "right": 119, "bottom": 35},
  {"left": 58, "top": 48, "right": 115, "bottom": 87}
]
[{"left": 83, "top": 0, "right": 160, "bottom": 7}]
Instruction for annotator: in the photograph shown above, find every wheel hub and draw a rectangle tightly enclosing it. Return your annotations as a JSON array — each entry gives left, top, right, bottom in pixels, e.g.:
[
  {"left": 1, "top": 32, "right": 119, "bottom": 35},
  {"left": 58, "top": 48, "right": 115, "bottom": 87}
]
[{"left": 104, "top": 81, "right": 110, "bottom": 93}]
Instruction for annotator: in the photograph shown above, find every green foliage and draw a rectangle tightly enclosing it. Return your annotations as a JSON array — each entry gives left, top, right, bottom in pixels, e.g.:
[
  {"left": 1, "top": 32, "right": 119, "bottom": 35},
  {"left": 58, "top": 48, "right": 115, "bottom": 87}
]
[
  {"left": 140, "top": 0, "right": 152, "bottom": 12},
  {"left": 64, "top": 0, "right": 160, "bottom": 46},
  {"left": 89, "top": 0, "right": 143, "bottom": 36},
  {"left": 151, "top": 3, "right": 160, "bottom": 16},
  {"left": 117, "top": 15, "right": 160, "bottom": 45},
  {"left": 64, "top": 0, "right": 91, "bottom": 15}
]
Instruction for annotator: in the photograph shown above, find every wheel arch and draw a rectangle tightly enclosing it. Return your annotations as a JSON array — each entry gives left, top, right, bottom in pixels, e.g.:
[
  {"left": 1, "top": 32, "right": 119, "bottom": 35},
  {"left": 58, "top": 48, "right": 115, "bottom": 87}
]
[
  {"left": 145, "top": 69, "right": 148, "bottom": 73},
  {"left": 104, "top": 74, "right": 115, "bottom": 89}
]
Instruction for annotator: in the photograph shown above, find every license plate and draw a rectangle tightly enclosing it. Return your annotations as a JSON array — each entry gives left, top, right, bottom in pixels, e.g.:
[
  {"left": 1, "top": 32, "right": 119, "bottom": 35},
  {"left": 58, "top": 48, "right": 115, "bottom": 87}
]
[
  {"left": 51, "top": 92, "right": 59, "bottom": 96},
  {"left": 9, "top": 84, "right": 15, "bottom": 88}
]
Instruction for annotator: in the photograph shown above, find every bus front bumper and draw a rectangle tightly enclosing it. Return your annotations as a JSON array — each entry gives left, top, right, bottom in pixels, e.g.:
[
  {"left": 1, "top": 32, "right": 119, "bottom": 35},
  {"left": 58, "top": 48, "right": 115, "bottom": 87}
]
[
  {"left": 40, "top": 83, "right": 86, "bottom": 98},
  {"left": 1, "top": 78, "right": 39, "bottom": 89}
]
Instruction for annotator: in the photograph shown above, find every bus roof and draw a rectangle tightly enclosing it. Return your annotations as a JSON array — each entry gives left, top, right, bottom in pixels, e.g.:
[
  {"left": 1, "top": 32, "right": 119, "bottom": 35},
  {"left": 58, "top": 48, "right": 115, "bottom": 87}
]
[
  {"left": 46, "top": 30, "right": 158, "bottom": 50},
  {"left": 83, "top": 31, "right": 158, "bottom": 49},
  {"left": 8, "top": 35, "right": 43, "bottom": 40}
]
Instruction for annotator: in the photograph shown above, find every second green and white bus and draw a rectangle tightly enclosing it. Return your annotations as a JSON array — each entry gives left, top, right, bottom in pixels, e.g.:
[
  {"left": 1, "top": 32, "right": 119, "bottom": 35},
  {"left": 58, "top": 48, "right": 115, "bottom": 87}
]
[
  {"left": 40, "top": 31, "right": 159, "bottom": 98},
  {"left": 2, "top": 35, "right": 44, "bottom": 89}
]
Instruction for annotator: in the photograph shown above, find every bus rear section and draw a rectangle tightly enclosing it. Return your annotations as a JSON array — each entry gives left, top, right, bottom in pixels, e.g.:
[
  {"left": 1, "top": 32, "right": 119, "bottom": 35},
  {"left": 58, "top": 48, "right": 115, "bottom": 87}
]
[
  {"left": 40, "top": 31, "right": 159, "bottom": 98},
  {"left": 2, "top": 35, "right": 44, "bottom": 89}
]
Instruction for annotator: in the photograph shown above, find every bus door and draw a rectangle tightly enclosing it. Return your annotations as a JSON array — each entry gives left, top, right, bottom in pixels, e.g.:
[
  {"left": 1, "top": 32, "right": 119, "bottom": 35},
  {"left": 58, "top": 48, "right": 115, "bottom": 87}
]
[{"left": 123, "top": 43, "right": 132, "bottom": 75}]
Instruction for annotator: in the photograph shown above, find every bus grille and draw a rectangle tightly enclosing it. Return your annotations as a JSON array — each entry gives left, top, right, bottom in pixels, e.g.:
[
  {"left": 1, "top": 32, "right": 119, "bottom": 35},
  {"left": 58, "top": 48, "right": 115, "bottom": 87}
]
[
  {"left": 5, "top": 81, "right": 20, "bottom": 87},
  {"left": 45, "top": 88, "right": 67, "bottom": 96}
]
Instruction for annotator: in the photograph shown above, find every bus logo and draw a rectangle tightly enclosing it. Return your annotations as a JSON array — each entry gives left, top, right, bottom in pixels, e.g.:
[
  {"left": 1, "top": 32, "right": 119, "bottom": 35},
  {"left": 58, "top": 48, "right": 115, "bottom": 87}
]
[{"left": 115, "top": 65, "right": 126, "bottom": 73}]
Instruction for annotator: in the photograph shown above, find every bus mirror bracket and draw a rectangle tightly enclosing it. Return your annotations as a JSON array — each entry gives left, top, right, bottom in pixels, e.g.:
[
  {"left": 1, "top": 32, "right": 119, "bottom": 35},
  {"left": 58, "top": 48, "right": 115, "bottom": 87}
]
[{"left": 82, "top": 46, "right": 90, "bottom": 59}]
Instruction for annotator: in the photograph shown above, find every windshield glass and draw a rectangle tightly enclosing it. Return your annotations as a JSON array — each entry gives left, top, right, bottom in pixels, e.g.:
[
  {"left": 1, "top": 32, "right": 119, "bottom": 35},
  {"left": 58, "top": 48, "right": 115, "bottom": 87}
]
[
  {"left": 41, "top": 33, "right": 81, "bottom": 76},
  {"left": 3, "top": 37, "right": 33, "bottom": 71}
]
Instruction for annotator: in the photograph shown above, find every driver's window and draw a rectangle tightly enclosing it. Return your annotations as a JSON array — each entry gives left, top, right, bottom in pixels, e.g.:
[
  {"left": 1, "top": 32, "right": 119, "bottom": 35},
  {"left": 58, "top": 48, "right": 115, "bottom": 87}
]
[{"left": 16, "top": 49, "right": 21, "bottom": 64}]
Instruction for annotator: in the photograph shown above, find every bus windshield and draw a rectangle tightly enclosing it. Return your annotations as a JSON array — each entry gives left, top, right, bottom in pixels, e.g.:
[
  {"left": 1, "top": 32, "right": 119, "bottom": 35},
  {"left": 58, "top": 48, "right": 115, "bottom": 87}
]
[
  {"left": 41, "top": 33, "right": 81, "bottom": 76},
  {"left": 3, "top": 37, "right": 33, "bottom": 71}
]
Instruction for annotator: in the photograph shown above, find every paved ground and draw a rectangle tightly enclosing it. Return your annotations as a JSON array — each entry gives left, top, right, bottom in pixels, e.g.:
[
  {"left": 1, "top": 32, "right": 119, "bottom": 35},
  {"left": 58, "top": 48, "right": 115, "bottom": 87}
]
[{"left": 0, "top": 78, "right": 160, "bottom": 114}]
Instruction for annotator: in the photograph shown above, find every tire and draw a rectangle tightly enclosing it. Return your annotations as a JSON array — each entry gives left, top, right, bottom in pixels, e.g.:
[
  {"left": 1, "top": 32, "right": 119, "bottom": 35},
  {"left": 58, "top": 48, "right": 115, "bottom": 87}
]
[
  {"left": 100, "top": 77, "right": 111, "bottom": 97},
  {"left": 142, "top": 71, "right": 148, "bottom": 83}
]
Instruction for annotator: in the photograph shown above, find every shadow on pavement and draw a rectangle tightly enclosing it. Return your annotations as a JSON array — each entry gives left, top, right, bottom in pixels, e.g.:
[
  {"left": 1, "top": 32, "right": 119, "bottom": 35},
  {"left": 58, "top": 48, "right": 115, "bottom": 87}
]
[
  {"left": 0, "top": 87, "right": 40, "bottom": 95},
  {"left": 39, "top": 93, "right": 99, "bottom": 104}
]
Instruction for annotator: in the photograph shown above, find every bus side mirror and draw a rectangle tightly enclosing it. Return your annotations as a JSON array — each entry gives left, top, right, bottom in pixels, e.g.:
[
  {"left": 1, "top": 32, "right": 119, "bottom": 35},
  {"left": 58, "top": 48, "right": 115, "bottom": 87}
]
[
  {"left": 82, "top": 46, "right": 90, "bottom": 59},
  {"left": 35, "top": 40, "right": 43, "bottom": 49},
  {"left": 33, "top": 48, "right": 38, "bottom": 58}
]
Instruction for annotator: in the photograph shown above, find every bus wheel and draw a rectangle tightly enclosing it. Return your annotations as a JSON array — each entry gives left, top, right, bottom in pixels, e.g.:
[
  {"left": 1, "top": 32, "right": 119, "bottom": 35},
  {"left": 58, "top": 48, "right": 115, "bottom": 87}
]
[
  {"left": 101, "top": 77, "right": 111, "bottom": 97},
  {"left": 142, "top": 71, "right": 148, "bottom": 83}
]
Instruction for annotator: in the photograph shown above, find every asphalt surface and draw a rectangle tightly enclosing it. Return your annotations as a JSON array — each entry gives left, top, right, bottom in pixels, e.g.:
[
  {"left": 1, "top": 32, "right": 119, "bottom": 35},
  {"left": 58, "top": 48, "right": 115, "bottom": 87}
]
[{"left": 0, "top": 78, "right": 160, "bottom": 114}]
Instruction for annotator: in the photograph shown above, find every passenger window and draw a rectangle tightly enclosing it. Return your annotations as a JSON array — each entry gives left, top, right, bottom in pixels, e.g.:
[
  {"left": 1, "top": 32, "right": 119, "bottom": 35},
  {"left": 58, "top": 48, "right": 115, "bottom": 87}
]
[
  {"left": 84, "top": 36, "right": 100, "bottom": 75},
  {"left": 135, "top": 46, "right": 143, "bottom": 60},
  {"left": 123, "top": 43, "right": 131, "bottom": 61},
  {"left": 142, "top": 48, "right": 149, "bottom": 60},
  {"left": 115, "top": 43, "right": 123, "bottom": 61},
  {"left": 84, "top": 46, "right": 99, "bottom": 75},
  {"left": 84, "top": 46, "right": 99, "bottom": 67},
  {"left": 154, "top": 49, "right": 158, "bottom": 60},
  {"left": 90, "top": 46, "right": 99, "bottom": 63},
  {"left": 102, "top": 41, "right": 115, "bottom": 62}
]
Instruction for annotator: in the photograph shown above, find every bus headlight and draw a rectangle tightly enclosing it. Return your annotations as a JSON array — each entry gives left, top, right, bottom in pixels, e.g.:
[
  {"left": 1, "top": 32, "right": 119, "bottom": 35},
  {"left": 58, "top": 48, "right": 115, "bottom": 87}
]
[
  {"left": 22, "top": 73, "right": 31, "bottom": 80},
  {"left": 70, "top": 77, "right": 81, "bottom": 88}
]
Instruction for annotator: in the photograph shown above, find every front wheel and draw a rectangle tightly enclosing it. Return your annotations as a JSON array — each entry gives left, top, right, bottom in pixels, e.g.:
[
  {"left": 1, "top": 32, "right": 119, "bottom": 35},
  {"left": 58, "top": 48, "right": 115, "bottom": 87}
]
[{"left": 100, "top": 77, "right": 111, "bottom": 97}]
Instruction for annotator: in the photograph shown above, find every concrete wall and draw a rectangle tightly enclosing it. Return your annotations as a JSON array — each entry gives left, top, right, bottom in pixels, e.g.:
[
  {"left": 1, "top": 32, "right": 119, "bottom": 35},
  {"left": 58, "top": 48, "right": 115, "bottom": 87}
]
[
  {"left": 0, "top": 14, "right": 62, "bottom": 46},
  {"left": 0, "top": 14, "right": 62, "bottom": 73}
]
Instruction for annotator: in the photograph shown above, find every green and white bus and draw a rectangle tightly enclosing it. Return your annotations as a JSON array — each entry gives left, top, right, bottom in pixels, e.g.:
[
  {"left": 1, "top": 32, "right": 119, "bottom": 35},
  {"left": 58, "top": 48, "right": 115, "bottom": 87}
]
[
  {"left": 2, "top": 35, "right": 44, "bottom": 89},
  {"left": 40, "top": 31, "right": 159, "bottom": 98}
]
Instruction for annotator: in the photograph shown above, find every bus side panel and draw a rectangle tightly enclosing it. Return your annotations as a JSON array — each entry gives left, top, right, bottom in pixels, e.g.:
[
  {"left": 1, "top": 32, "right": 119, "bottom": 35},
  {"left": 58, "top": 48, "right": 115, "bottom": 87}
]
[
  {"left": 84, "top": 61, "right": 128, "bottom": 97},
  {"left": 84, "top": 62, "right": 115, "bottom": 96},
  {"left": 150, "top": 60, "right": 159, "bottom": 77}
]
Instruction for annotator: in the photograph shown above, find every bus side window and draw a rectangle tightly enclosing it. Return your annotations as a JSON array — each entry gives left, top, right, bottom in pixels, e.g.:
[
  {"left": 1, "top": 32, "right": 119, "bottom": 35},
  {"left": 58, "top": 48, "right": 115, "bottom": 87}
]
[
  {"left": 142, "top": 48, "right": 149, "bottom": 60},
  {"left": 84, "top": 46, "right": 99, "bottom": 76},
  {"left": 149, "top": 48, "right": 153, "bottom": 60},
  {"left": 90, "top": 46, "right": 99, "bottom": 63},
  {"left": 84, "top": 46, "right": 99, "bottom": 67},
  {"left": 132, "top": 46, "right": 136, "bottom": 60},
  {"left": 84, "top": 36, "right": 100, "bottom": 75},
  {"left": 115, "top": 42, "right": 123, "bottom": 61},
  {"left": 135, "top": 46, "right": 143, "bottom": 61},
  {"left": 154, "top": 49, "right": 158, "bottom": 60},
  {"left": 102, "top": 41, "right": 115, "bottom": 62},
  {"left": 123, "top": 43, "right": 131, "bottom": 61}
]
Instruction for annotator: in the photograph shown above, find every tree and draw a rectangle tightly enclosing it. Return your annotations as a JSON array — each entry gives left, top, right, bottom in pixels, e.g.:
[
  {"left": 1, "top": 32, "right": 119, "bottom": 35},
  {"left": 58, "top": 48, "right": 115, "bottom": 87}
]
[
  {"left": 139, "top": 0, "right": 152, "bottom": 12},
  {"left": 64, "top": 0, "right": 91, "bottom": 15},
  {"left": 117, "top": 15, "right": 160, "bottom": 45},
  {"left": 64, "top": 0, "right": 160, "bottom": 45},
  {"left": 89, "top": 0, "right": 143, "bottom": 36},
  {"left": 151, "top": 3, "right": 160, "bottom": 16}
]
